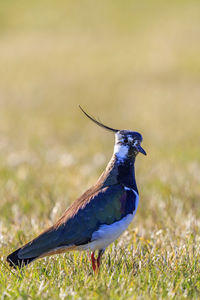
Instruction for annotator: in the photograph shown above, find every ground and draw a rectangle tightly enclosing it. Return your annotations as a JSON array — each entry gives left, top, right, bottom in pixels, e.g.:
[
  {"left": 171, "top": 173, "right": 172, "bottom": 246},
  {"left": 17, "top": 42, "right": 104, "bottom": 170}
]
[{"left": 0, "top": 0, "right": 200, "bottom": 299}]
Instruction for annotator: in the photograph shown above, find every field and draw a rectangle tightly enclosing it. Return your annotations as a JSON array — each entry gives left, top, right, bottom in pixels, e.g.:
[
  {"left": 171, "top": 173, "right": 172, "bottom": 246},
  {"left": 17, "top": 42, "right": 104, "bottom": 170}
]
[{"left": 0, "top": 0, "right": 200, "bottom": 299}]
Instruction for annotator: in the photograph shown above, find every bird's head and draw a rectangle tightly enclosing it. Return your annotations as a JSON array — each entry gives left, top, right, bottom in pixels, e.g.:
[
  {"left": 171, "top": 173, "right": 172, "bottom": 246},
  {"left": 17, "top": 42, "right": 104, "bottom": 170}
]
[
  {"left": 79, "top": 106, "right": 146, "bottom": 162},
  {"left": 114, "top": 130, "right": 146, "bottom": 161}
]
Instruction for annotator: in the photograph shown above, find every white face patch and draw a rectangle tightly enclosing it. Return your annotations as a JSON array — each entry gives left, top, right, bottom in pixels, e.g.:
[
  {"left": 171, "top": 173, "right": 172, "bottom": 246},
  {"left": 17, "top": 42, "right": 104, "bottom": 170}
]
[
  {"left": 133, "top": 140, "right": 138, "bottom": 147},
  {"left": 114, "top": 132, "right": 129, "bottom": 162},
  {"left": 114, "top": 143, "right": 128, "bottom": 161}
]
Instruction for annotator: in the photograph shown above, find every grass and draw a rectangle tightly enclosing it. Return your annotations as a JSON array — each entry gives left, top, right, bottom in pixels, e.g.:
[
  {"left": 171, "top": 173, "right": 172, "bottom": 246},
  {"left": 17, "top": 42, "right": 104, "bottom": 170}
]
[{"left": 0, "top": 0, "right": 200, "bottom": 299}]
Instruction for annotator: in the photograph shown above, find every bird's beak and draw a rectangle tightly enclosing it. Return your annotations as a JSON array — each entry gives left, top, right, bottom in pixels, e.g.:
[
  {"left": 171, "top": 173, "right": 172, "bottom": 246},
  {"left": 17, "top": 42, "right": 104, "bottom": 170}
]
[{"left": 136, "top": 145, "right": 147, "bottom": 156}]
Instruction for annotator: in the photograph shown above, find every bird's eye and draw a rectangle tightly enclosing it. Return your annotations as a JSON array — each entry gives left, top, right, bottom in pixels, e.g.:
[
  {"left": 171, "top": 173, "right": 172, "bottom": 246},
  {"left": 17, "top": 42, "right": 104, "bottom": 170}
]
[{"left": 124, "top": 137, "right": 128, "bottom": 144}]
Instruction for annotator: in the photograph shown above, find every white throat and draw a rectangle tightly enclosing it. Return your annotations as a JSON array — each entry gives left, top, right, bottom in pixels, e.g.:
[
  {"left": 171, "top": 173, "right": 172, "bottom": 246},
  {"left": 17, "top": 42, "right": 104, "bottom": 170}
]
[{"left": 114, "top": 134, "right": 129, "bottom": 162}]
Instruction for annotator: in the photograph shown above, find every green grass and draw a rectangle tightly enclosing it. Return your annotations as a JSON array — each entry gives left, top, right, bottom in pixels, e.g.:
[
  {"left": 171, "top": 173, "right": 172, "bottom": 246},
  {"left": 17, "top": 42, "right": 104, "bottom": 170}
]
[{"left": 0, "top": 0, "right": 200, "bottom": 299}]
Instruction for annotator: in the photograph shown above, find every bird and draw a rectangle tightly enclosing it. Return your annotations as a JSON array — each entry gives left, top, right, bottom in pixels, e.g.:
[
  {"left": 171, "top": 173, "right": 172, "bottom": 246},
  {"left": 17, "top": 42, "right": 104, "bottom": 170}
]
[{"left": 7, "top": 106, "right": 146, "bottom": 272}]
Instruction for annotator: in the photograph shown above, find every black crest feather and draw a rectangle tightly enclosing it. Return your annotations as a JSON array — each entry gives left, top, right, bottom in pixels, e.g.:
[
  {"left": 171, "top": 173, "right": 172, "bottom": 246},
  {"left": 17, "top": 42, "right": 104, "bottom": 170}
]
[{"left": 79, "top": 106, "right": 119, "bottom": 133}]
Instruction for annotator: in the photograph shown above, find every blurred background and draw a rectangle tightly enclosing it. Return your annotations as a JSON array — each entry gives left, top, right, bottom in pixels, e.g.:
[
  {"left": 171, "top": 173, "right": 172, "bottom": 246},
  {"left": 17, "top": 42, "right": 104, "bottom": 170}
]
[{"left": 0, "top": 0, "right": 199, "bottom": 237}]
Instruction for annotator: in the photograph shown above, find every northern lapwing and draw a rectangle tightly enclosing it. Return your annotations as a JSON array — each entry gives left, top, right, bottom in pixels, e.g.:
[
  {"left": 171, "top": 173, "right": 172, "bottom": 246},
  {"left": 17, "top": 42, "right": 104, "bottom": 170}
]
[{"left": 7, "top": 106, "right": 146, "bottom": 272}]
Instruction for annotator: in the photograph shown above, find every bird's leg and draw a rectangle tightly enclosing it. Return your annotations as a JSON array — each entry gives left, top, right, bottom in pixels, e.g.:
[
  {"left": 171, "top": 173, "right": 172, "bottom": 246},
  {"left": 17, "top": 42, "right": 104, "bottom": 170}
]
[
  {"left": 97, "top": 249, "right": 105, "bottom": 270},
  {"left": 91, "top": 249, "right": 105, "bottom": 273},
  {"left": 91, "top": 251, "right": 96, "bottom": 272}
]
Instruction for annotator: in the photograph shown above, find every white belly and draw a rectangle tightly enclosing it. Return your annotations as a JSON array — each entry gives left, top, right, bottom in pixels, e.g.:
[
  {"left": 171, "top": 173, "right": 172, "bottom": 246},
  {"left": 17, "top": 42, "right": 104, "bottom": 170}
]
[{"left": 78, "top": 189, "right": 139, "bottom": 251}]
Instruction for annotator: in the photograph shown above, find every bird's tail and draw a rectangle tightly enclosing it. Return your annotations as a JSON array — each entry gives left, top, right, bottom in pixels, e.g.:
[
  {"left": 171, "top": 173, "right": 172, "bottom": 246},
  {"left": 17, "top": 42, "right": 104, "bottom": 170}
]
[
  {"left": 7, "top": 247, "right": 37, "bottom": 269},
  {"left": 6, "top": 225, "right": 66, "bottom": 269}
]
